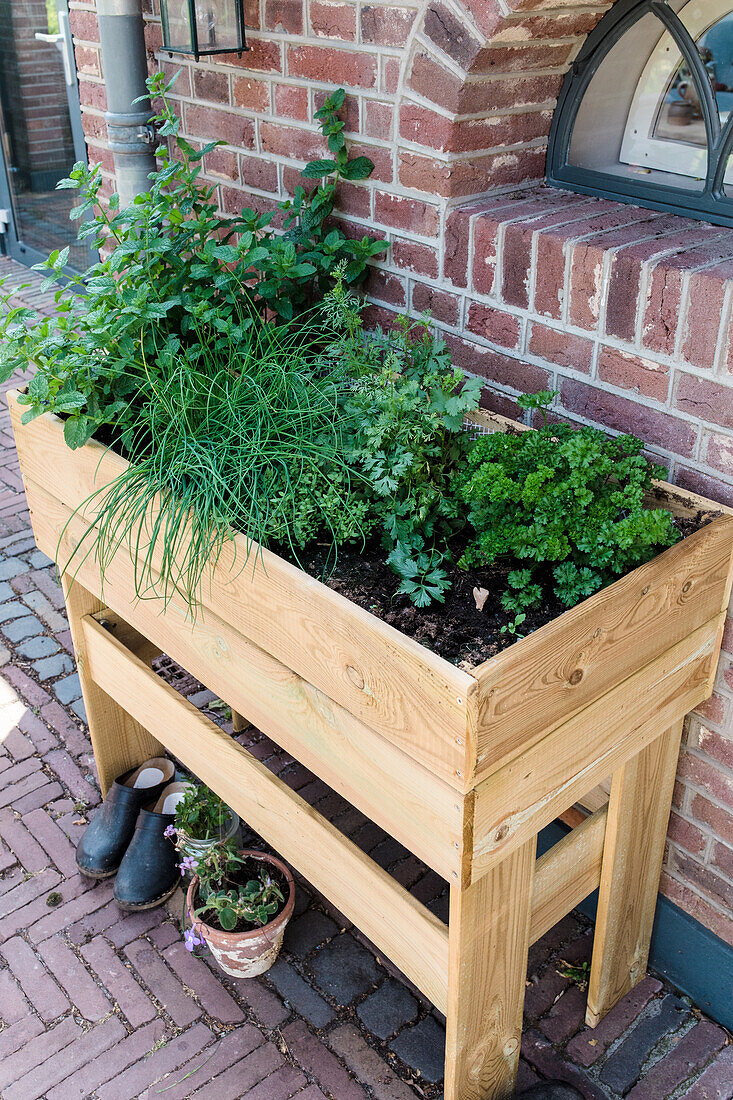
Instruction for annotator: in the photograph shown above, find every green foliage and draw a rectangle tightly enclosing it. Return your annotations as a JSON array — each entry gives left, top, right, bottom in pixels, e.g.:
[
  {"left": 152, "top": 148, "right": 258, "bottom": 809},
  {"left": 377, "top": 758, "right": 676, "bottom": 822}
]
[
  {"left": 192, "top": 842, "right": 284, "bottom": 931},
  {"left": 326, "top": 278, "right": 483, "bottom": 604},
  {"left": 499, "top": 612, "right": 526, "bottom": 640},
  {"left": 454, "top": 391, "right": 680, "bottom": 612},
  {"left": 175, "top": 783, "right": 228, "bottom": 842},
  {"left": 0, "top": 74, "right": 385, "bottom": 443},
  {"left": 67, "top": 307, "right": 364, "bottom": 609}
]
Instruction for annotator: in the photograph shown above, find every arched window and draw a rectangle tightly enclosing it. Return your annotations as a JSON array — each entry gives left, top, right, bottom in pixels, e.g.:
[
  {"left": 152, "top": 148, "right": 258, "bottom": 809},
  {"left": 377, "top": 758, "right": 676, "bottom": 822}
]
[{"left": 547, "top": 0, "right": 733, "bottom": 226}]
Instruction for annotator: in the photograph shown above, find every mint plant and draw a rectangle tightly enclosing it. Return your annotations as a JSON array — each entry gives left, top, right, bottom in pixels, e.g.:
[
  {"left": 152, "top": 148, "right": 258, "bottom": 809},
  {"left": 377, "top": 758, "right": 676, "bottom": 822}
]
[
  {"left": 455, "top": 391, "right": 680, "bottom": 613},
  {"left": 187, "top": 841, "right": 284, "bottom": 932},
  {"left": 174, "top": 783, "right": 228, "bottom": 842}
]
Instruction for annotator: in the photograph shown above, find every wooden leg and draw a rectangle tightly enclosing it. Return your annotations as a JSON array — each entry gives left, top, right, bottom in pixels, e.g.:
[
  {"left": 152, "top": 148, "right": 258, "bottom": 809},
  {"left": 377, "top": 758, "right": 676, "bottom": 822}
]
[
  {"left": 586, "top": 720, "right": 684, "bottom": 1027},
  {"left": 62, "top": 577, "right": 164, "bottom": 797},
  {"left": 444, "top": 839, "right": 535, "bottom": 1100},
  {"left": 231, "top": 709, "right": 247, "bottom": 733}
]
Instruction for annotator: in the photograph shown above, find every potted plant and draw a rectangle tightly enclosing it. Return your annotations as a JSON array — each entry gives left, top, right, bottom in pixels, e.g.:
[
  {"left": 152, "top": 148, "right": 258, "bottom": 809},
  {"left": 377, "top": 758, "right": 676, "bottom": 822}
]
[
  {"left": 167, "top": 781, "right": 240, "bottom": 864},
  {"left": 184, "top": 841, "right": 295, "bottom": 977}
]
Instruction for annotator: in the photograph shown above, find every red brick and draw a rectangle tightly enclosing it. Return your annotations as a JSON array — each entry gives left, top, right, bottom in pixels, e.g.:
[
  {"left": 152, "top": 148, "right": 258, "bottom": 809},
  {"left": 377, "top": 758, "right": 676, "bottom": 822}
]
[
  {"left": 81, "top": 936, "right": 156, "bottom": 1028},
  {"left": 185, "top": 104, "right": 255, "bottom": 148},
  {"left": 230, "top": 38, "right": 282, "bottom": 71},
  {"left": 310, "top": 0, "right": 357, "bottom": 39},
  {"left": 627, "top": 1020, "right": 727, "bottom": 1100},
  {"left": 682, "top": 263, "right": 733, "bottom": 368},
  {"left": 566, "top": 977, "right": 662, "bottom": 1066},
  {"left": 466, "top": 303, "right": 521, "bottom": 348},
  {"left": 642, "top": 262, "right": 685, "bottom": 355},
  {"left": 668, "top": 811, "right": 708, "bottom": 856},
  {"left": 528, "top": 323, "right": 593, "bottom": 373},
  {"left": 334, "top": 179, "right": 371, "bottom": 217},
  {"left": 705, "top": 431, "right": 733, "bottom": 478},
  {"left": 661, "top": 870, "right": 733, "bottom": 944},
  {"left": 423, "top": 2, "right": 480, "bottom": 67},
  {"left": 260, "top": 121, "right": 327, "bottom": 161},
  {"left": 412, "top": 283, "right": 459, "bottom": 325},
  {"left": 203, "top": 146, "right": 239, "bottom": 181},
  {"left": 366, "top": 268, "right": 406, "bottom": 307},
  {"left": 125, "top": 938, "right": 202, "bottom": 1027},
  {"left": 232, "top": 75, "right": 270, "bottom": 112},
  {"left": 711, "top": 838, "right": 733, "bottom": 878},
  {"left": 265, "top": 0, "right": 303, "bottom": 32},
  {"left": 397, "top": 151, "right": 493, "bottom": 199},
  {"left": 473, "top": 40, "right": 575, "bottom": 73},
  {"left": 675, "top": 465, "right": 733, "bottom": 507},
  {"left": 44, "top": 1020, "right": 165, "bottom": 1100},
  {"left": 446, "top": 335, "right": 550, "bottom": 393},
  {"left": 77, "top": 79, "right": 106, "bottom": 111},
  {"left": 68, "top": 9, "right": 98, "bottom": 40},
  {"left": 274, "top": 83, "right": 308, "bottom": 120},
  {"left": 282, "top": 1019, "right": 368, "bottom": 1100},
  {"left": 561, "top": 379, "right": 697, "bottom": 456},
  {"left": 363, "top": 99, "right": 393, "bottom": 141},
  {"left": 0, "top": 937, "right": 70, "bottom": 1022},
  {"left": 73, "top": 45, "right": 100, "bottom": 77},
  {"left": 683, "top": 1046, "right": 733, "bottom": 1099},
  {"left": 669, "top": 847, "right": 733, "bottom": 908},
  {"left": 361, "top": 5, "right": 415, "bottom": 45},
  {"left": 597, "top": 346, "right": 669, "bottom": 402},
  {"left": 37, "top": 936, "right": 110, "bottom": 1022},
  {"left": 374, "top": 192, "right": 439, "bottom": 236},
  {"left": 676, "top": 373, "right": 733, "bottom": 430},
  {"left": 193, "top": 69, "right": 230, "bottom": 105},
  {"left": 287, "top": 45, "right": 376, "bottom": 87},
  {"left": 383, "top": 58, "right": 401, "bottom": 94},
  {"left": 240, "top": 156, "right": 280, "bottom": 192},
  {"left": 391, "top": 238, "right": 438, "bottom": 277},
  {"left": 95, "top": 1024, "right": 215, "bottom": 1100}
]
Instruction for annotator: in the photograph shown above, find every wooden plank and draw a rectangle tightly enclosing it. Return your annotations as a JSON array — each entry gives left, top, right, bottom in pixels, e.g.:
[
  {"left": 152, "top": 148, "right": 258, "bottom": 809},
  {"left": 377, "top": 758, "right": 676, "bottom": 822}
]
[
  {"left": 81, "top": 612, "right": 451, "bottom": 1012},
  {"left": 530, "top": 806, "right": 607, "bottom": 944},
  {"left": 444, "top": 840, "right": 534, "bottom": 1100},
  {"left": 586, "top": 721, "right": 684, "bottom": 1027},
  {"left": 25, "top": 479, "right": 465, "bottom": 881},
  {"left": 61, "top": 578, "right": 164, "bottom": 797},
  {"left": 471, "top": 615, "right": 723, "bottom": 881},
  {"left": 8, "top": 392, "right": 472, "bottom": 783},
  {"left": 470, "top": 515, "right": 733, "bottom": 782}
]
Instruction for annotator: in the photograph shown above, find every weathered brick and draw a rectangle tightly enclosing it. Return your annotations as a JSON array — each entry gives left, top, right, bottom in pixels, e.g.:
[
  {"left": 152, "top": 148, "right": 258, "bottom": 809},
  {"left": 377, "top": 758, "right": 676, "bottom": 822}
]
[
  {"left": 44, "top": 1020, "right": 165, "bottom": 1100},
  {"left": 374, "top": 192, "right": 439, "bottom": 236},
  {"left": 528, "top": 323, "right": 593, "bottom": 373},
  {"left": 37, "top": 936, "right": 110, "bottom": 1021},
  {"left": 329, "top": 1023, "right": 417, "bottom": 1099},
  {"left": 282, "top": 1019, "right": 369, "bottom": 1099},
  {"left": 81, "top": 936, "right": 156, "bottom": 1027},
  {"left": 125, "top": 938, "right": 202, "bottom": 1027},
  {"left": 597, "top": 346, "right": 670, "bottom": 402},
  {"left": 391, "top": 238, "right": 439, "bottom": 277},
  {"left": 389, "top": 1015, "right": 445, "bottom": 1083},
  {"left": 310, "top": 0, "right": 356, "bottom": 39},
  {"left": 232, "top": 75, "right": 270, "bottom": 112},
  {"left": 411, "top": 282, "right": 459, "bottom": 325},
  {"left": 0, "top": 936, "right": 70, "bottom": 1022},
  {"left": 287, "top": 45, "right": 376, "bottom": 87},
  {"left": 361, "top": 5, "right": 415, "bottom": 46},
  {"left": 561, "top": 379, "right": 698, "bottom": 457},
  {"left": 95, "top": 1023, "right": 215, "bottom": 1100},
  {"left": 265, "top": 0, "right": 303, "bottom": 33},
  {"left": 676, "top": 373, "right": 733, "bottom": 430},
  {"left": 466, "top": 302, "right": 521, "bottom": 348}
]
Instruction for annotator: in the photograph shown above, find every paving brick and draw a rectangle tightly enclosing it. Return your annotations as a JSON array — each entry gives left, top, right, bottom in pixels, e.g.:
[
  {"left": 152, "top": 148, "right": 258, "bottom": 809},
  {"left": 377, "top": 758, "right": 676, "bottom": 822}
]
[
  {"left": 0, "top": 558, "right": 29, "bottom": 580},
  {"left": 169, "top": 1036, "right": 283, "bottom": 1100},
  {"left": 0, "top": 809, "right": 49, "bottom": 872},
  {"left": 34, "top": 653, "right": 74, "bottom": 679},
  {"left": 24, "top": 806, "right": 79, "bottom": 878},
  {"left": 37, "top": 934, "right": 111, "bottom": 1021},
  {"left": 54, "top": 671, "right": 82, "bottom": 704},
  {"left": 43, "top": 747, "right": 99, "bottom": 803},
  {"left": 309, "top": 931, "right": 382, "bottom": 1004},
  {"left": 2, "top": 613, "right": 43, "bottom": 640},
  {"left": 538, "top": 983, "right": 588, "bottom": 1043},
  {"left": 357, "top": 978, "right": 419, "bottom": 1039},
  {"left": 566, "top": 976, "right": 663, "bottom": 1065},
  {"left": 105, "top": 908, "right": 165, "bottom": 948},
  {"left": 82, "top": 935, "right": 156, "bottom": 1026},
  {"left": 522, "top": 1030, "right": 608, "bottom": 1100},
  {"left": 239, "top": 1064, "right": 309, "bottom": 1100},
  {"left": 0, "top": 935, "right": 70, "bottom": 1021},
  {"left": 284, "top": 1018, "right": 369, "bottom": 1099},
  {"left": 268, "top": 957, "right": 335, "bottom": 1027},
  {"left": 125, "top": 938, "right": 202, "bottom": 1027},
  {"left": 0, "top": 1013, "right": 45, "bottom": 1060},
  {"left": 389, "top": 1015, "right": 445, "bottom": 1083},
  {"left": 0, "top": 965, "right": 30, "bottom": 1023},
  {"left": 284, "top": 908, "right": 339, "bottom": 957},
  {"left": 681, "top": 1044, "right": 733, "bottom": 1098},
  {"left": 330, "top": 1023, "right": 418, "bottom": 1099},
  {"left": 95, "top": 1023, "right": 215, "bottom": 1100},
  {"left": 4, "top": 1016, "right": 126, "bottom": 1100},
  {"left": 27, "top": 877, "right": 114, "bottom": 942},
  {"left": 45, "top": 1019, "right": 166, "bottom": 1100},
  {"left": 0, "top": 1015, "right": 80, "bottom": 1092},
  {"left": 17, "top": 634, "right": 60, "bottom": 659},
  {"left": 628, "top": 1019, "right": 729, "bottom": 1099},
  {"left": 139, "top": 1024, "right": 265, "bottom": 1100},
  {"left": 600, "top": 994, "right": 691, "bottom": 1093},
  {"left": 162, "top": 939, "right": 245, "bottom": 1023},
  {"left": 226, "top": 966, "right": 291, "bottom": 1026},
  {"left": 0, "top": 871, "right": 87, "bottom": 943}
]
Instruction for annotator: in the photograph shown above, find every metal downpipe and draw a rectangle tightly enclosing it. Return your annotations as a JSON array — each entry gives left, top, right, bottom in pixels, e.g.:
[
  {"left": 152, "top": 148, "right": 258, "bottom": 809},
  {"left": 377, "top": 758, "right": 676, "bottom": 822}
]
[{"left": 96, "top": 0, "right": 156, "bottom": 206}]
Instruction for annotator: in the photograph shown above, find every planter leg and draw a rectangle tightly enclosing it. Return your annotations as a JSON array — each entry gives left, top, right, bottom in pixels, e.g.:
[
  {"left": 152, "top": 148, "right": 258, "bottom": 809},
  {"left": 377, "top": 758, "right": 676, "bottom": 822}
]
[
  {"left": 62, "top": 577, "right": 164, "bottom": 798},
  {"left": 586, "top": 719, "right": 684, "bottom": 1027},
  {"left": 231, "top": 709, "right": 247, "bottom": 733},
  {"left": 444, "top": 839, "right": 535, "bottom": 1100}
]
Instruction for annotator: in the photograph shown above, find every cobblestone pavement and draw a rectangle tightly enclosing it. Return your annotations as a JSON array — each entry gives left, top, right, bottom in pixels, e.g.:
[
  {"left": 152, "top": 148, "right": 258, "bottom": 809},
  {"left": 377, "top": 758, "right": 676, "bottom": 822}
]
[{"left": 0, "top": 256, "right": 730, "bottom": 1098}]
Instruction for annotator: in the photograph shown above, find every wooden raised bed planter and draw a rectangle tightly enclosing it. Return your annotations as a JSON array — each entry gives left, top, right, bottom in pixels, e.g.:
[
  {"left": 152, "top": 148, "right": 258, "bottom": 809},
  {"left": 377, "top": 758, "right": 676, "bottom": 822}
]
[{"left": 9, "top": 388, "right": 733, "bottom": 1100}]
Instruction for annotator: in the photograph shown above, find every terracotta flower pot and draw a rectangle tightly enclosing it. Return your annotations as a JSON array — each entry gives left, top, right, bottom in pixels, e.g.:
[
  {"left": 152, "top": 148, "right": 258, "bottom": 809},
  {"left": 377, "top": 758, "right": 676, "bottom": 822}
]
[{"left": 186, "top": 850, "right": 295, "bottom": 978}]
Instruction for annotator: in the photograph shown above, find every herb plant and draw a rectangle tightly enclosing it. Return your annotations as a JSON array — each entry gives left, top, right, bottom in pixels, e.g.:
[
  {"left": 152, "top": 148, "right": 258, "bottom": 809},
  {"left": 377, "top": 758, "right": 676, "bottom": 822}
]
[
  {"left": 174, "top": 783, "right": 229, "bottom": 842},
  {"left": 454, "top": 391, "right": 680, "bottom": 612},
  {"left": 189, "top": 841, "right": 284, "bottom": 932}
]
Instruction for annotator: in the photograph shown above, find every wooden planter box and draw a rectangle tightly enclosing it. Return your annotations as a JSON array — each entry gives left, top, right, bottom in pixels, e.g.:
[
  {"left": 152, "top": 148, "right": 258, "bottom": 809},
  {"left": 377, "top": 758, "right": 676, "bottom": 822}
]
[{"left": 9, "top": 388, "right": 733, "bottom": 1100}]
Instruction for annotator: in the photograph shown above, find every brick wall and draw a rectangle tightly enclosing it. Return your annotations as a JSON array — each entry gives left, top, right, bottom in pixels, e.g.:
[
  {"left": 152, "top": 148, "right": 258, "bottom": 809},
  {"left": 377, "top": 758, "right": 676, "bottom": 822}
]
[{"left": 68, "top": 0, "right": 733, "bottom": 947}]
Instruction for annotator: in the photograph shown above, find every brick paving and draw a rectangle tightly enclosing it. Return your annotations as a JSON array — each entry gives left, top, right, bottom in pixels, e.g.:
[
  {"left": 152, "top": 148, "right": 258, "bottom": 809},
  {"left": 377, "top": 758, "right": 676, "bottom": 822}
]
[{"left": 0, "top": 255, "right": 731, "bottom": 1097}]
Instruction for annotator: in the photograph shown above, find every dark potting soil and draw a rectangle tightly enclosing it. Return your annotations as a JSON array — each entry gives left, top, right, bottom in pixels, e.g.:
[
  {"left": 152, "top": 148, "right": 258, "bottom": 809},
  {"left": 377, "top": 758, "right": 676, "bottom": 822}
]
[
  {"left": 287, "top": 511, "right": 717, "bottom": 670},
  {"left": 195, "top": 856, "right": 290, "bottom": 935}
]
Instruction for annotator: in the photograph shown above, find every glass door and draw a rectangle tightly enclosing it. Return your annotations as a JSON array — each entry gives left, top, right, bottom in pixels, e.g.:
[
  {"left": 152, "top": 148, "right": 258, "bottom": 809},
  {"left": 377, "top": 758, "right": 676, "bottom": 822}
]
[{"left": 0, "top": 0, "right": 89, "bottom": 270}]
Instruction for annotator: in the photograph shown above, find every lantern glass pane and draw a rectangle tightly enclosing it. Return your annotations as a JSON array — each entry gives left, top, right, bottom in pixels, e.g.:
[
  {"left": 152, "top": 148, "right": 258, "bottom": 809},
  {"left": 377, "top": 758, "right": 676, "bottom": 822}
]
[
  {"left": 161, "top": 0, "right": 194, "bottom": 53},
  {"left": 196, "top": 0, "right": 240, "bottom": 51}
]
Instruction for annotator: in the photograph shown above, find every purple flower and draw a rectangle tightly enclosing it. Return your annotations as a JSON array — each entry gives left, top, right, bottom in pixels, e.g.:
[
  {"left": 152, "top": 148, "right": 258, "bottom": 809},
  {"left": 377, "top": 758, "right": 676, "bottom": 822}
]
[
  {"left": 179, "top": 855, "right": 198, "bottom": 876},
  {"left": 184, "top": 927, "right": 204, "bottom": 952},
  {"left": 164, "top": 824, "right": 177, "bottom": 839}
]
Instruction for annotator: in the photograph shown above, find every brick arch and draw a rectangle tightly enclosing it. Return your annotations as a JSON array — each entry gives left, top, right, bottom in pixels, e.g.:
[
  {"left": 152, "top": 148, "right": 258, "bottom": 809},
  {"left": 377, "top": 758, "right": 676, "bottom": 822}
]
[{"left": 394, "top": 0, "right": 613, "bottom": 199}]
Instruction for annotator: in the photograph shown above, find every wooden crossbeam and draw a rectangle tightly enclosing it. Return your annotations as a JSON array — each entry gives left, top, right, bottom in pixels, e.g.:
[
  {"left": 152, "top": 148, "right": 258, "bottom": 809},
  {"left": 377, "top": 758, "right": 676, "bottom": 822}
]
[
  {"left": 80, "top": 613, "right": 451, "bottom": 1013},
  {"left": 530, "top": 806, "right": 608, "bottom": 944}
]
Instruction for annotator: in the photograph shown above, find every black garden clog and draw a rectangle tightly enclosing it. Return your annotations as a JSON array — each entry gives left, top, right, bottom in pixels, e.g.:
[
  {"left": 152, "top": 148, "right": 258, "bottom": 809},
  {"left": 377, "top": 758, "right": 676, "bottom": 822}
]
[
  {"left": 76, "top": 758, "right": 176, "bottom": 879},
  {"left": 113, "top": 781, "right": 191, "bottom": 911}
]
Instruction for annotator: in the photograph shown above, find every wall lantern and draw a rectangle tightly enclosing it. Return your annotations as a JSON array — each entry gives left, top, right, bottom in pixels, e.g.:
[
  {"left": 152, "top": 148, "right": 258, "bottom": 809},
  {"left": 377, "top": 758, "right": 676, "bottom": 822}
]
[{"left": 160, "top": 0, "right": 247, "bottom": 63}]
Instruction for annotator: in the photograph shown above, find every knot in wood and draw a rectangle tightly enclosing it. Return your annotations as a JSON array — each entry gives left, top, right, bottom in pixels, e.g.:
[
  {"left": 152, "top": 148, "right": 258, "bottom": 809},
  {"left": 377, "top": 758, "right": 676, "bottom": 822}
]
[
  {"left": 568, "top": 668, "right": 584, "bottom": 686},
  {"left": 345, "top": 664, "right": 365, "bottom": 691},
  {"left": 494, "top": 822, "right": 510, "bottom": 842},
  {"left": 682, "top": 581, "right": 693, "bottom": 593}
]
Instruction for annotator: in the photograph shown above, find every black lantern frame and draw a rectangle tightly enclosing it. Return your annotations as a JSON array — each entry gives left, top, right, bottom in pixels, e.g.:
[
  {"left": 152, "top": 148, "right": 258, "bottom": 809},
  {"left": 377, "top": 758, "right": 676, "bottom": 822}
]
[
  {"left": 547, "top": 0, "right": 733, "bottom": 228},
  {"left": 160, "top": 0, "right": 248, "bottom": 63}
]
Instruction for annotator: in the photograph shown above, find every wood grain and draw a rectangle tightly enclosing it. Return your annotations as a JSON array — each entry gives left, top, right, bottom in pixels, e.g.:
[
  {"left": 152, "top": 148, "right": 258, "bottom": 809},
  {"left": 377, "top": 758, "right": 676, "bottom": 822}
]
[
  {"left": 27, "top": 479, "right": 464, "bottom": 881},
  {"left": 530, "top": 806, "right": 607, "bottom": 944},
  {"left": 444, "top": 840, "right": 534, "bottom": 1100},
  {"left": 586, "top": 721, "right": 685, "bottom": 1027},
  {"left": 81, "top": 613, "right": 451, "bottom": 1011},
  {"left": 9, "top": 391, "right": 472, "bottom": 784},
  {"left": 471, "top": 616, "right": 723, "bottom": 880}
]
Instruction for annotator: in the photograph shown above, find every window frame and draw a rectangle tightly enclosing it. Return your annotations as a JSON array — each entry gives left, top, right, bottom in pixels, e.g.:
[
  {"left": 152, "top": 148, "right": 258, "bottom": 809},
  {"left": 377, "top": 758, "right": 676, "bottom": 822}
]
[{"left": 546, "top": 0, "right": 733, "bottom": 227}]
